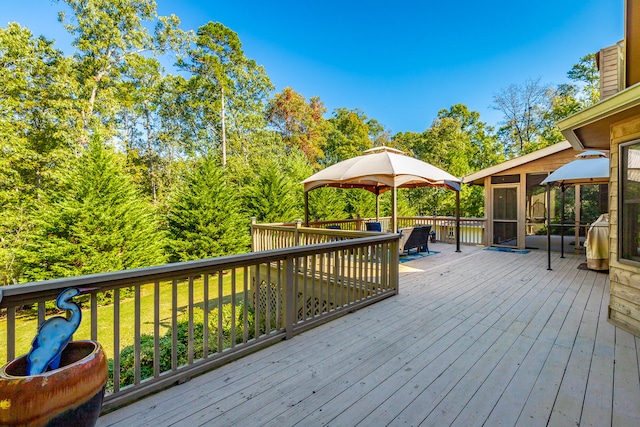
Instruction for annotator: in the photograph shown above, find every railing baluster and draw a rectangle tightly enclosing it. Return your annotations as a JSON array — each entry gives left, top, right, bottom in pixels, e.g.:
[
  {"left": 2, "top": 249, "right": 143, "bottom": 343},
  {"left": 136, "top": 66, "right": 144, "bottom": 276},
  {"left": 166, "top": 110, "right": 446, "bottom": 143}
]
[
  {"left": 188, "top": 276, "right": 194, "bottom": 365},
  {"left": 171, "top": 279, "right": 177, "bottom": 371},
  {"left": 134, "top": 285, "right": 141, "bottom": 385},
  {"left": 113, "top": 287, "right": 121, "bottom": 393},
  {"left": 276, "top": 261, "right": 282, "bottom": 330},
  {"left": 230, "top": 268, "right": 236, "bottom": 348},
  {"left": 254, "top": 263, "right": 261, "bottom": 339},
  {"left": 204, "top": 274, "right": 209, "bottom": 357},
  {"left": 37, "top": 299, "right": 45, "bottom": 326},
  {"left": 218, "top": 270, "right": 223, "bottom": 352},
  {"left": 154, "top": 280, "right": 160, "bottom": 378},
  {"left": 91, "top": 292, "right": 97, "bottom": 342},
  {"left": 266, "top": 263, "right": 272, "bottom": 333},
  {"left": 7, "top": 306, "right": 15, "bottom": 362},
  {"left": 243, "top": 267, "right": 249, "bottom": 343}
]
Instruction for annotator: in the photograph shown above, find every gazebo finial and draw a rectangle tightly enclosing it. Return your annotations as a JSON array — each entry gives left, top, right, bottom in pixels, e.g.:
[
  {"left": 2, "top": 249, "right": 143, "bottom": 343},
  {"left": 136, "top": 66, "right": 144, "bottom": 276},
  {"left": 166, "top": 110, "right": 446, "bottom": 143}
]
[{"left": 362, "top": 146, "right": 404, "bottom": 155}]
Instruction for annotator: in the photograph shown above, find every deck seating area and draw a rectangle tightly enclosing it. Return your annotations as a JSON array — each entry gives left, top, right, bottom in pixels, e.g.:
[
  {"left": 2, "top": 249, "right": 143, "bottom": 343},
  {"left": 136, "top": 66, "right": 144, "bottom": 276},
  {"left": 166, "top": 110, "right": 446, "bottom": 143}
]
[{"left": 97, "top": 243, "right": 640, "bottom": 426}]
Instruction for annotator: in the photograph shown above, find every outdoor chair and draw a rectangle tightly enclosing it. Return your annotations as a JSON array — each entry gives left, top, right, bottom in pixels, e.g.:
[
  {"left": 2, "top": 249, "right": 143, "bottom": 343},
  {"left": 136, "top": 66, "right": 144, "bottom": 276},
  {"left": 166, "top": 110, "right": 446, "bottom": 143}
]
[
  {"left": 365, "top": 222, "right": 382, "bottom": 232},
  {"left": 398, "top": 225, "right": 431, "bottom": 254}
]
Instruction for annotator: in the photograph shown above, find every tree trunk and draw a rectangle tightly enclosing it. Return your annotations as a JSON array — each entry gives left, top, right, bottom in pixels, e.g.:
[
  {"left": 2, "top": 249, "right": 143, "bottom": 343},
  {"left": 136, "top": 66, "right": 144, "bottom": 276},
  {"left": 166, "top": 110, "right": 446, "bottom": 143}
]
[
  {"left": 145, "top": 107, "right": 157, "bottom": 203},
  {"left": 221, "top": 87, "right": 227, "bottom": 167}
]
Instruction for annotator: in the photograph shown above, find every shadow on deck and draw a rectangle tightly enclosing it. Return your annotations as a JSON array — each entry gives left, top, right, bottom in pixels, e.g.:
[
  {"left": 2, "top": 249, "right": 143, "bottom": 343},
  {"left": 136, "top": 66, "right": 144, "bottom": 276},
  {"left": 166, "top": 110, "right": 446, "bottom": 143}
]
[{"left": 98, "top": 244, "right": 640, "bottom": 426}]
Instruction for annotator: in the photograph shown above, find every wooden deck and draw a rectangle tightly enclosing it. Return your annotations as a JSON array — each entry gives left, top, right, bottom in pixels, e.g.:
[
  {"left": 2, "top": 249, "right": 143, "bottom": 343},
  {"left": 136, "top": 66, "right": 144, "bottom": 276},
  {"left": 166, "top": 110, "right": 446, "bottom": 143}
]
[{"left": 97, "top": 244, "right": 640, "bottom": 426}]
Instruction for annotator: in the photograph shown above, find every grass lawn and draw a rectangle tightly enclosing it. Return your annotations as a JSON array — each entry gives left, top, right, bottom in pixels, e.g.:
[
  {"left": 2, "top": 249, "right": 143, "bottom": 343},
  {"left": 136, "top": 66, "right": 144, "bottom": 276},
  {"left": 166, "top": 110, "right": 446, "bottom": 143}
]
[{"left": 0, "top": 268, "right": 245, "bottom": 363}]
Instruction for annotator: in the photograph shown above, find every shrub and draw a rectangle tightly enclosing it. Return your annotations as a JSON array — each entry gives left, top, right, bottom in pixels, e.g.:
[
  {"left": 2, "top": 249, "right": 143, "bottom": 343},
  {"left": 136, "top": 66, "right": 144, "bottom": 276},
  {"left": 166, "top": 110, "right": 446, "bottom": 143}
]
[{"left": 108, "top": 303, "right": 258, "bottom": 391}]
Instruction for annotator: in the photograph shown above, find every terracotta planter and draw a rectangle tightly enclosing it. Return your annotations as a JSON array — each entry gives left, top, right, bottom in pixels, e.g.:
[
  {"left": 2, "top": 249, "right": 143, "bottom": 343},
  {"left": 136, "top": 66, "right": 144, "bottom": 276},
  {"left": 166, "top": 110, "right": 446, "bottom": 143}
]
[{"left": 0, "top": 340, "right": 108, "bottom": 427}]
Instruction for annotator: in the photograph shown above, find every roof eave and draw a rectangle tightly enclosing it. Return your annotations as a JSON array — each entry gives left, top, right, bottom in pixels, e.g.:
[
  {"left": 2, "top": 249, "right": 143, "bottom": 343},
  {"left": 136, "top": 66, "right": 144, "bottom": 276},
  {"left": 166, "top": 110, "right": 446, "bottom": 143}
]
[
  {"left": 461, "top": 141, "right": 572, "bottom": 185},
  {"left": 557, "top": 83, "right": 640, "bottom": 150}
]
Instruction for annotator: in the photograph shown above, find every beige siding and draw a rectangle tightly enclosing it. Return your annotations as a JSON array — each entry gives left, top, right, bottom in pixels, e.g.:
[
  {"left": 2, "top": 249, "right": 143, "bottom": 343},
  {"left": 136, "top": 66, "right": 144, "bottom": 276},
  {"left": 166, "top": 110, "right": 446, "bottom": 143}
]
[
  {"left": 599, "top": 45, "right": 622, "bottom": 100},
  {"left": 493, "top": 149, "right": 577, "bottom": 176},
  {"left": 609, "top": 115, "right": 640, "bottom": 337}
]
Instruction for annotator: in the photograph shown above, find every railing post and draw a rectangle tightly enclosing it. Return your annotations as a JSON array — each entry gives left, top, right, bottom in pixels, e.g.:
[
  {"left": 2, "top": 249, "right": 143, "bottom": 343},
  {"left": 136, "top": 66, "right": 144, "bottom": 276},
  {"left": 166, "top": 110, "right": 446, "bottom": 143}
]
[
  {"left": 251, "top": 217, "right": 257, "bottom": 252},
  {"left": 390, "top": 238, "right": 399, "bottom": 295},
  {"left": 295, "top": 219, "right": 302, "bottom": 246},
  {"left": 285, "top": 255, "right": 295, "bottom": 340}
]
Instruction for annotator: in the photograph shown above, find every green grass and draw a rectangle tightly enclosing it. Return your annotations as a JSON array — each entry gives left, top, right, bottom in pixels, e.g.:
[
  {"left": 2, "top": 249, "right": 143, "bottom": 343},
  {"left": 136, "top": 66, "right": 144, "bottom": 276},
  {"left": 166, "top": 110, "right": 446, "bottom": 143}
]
[{"left": 0, "top": 269, "right": 245, "bottom": 363}]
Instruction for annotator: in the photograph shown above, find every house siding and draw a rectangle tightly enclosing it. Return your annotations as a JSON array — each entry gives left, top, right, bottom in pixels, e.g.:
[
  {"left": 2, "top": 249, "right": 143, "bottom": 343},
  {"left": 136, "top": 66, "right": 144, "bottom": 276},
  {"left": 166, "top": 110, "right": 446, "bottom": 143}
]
[
  {"left": 609, "top": 115, "right": 640, "bottom": 336},
  {"left": 599, "top": 44, "right": 622, "bottom": 100}
]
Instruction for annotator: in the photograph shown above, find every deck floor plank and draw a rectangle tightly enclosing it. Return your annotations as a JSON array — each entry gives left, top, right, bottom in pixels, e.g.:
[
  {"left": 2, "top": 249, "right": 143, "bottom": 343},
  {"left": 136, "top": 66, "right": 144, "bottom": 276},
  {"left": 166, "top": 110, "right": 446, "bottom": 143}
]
[{"left": 96, "top": 245, "right": 640, "bottom": 427}]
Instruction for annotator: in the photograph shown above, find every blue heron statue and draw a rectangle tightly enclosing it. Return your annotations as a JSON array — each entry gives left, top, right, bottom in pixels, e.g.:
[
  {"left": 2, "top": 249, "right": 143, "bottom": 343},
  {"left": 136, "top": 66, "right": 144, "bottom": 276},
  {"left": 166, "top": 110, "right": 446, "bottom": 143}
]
[{"left": 26, "top": 287, "right": 83, "bottom": 375}]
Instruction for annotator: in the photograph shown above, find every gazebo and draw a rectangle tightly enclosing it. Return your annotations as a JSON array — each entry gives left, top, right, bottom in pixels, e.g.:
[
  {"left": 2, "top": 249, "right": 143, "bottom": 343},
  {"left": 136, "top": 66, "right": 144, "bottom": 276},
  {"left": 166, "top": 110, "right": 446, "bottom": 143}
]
[
  {"left": 301, "top": 146, "right": 462, "bottom": 249},
  {"left": 540, "top": 150, "right": 610, "bottom": 270}
]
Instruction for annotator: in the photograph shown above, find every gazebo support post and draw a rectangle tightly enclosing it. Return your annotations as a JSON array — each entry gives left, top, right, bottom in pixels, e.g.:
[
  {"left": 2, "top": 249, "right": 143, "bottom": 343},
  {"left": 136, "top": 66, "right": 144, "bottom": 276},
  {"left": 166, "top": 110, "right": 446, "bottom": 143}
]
[
  {"left": 375, "top": 187, "right": 380, "bottom": 221},
  {"left": 456, "top": 189, "right": 461, "bottom": 252},
  {"left": 561, "top": 184, "right": 565, "bottom": 259},
  {"left": 304, "top": 191, "right": 309, "bottom": 227},
  {"left": 546, "top": 183, "right": 552, "bottom": 270},
  {"left": 392, "top": 188, "right": 397, "bottom": 233}
]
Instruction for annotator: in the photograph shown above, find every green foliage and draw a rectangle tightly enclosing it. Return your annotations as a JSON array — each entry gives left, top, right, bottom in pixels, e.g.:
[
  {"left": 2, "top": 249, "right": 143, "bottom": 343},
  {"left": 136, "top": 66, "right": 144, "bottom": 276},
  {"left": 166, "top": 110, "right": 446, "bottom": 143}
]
[
  {"left": 167, "top": 155, "right": 250, "bottom": 261},
  {"left": 60, "top": 0, "right": 187, "bottom": 137},
  {"left": 308, "top": 188, "right": 348, "bottom": 221},
  {"left": 243, "top": 161, "right": 304, "bottom": 223},
  {"left": 323, "top": 108, "right": 375, "bottom": 165},
  {"left": 109, "top": 304, "right": 255, "bottom": 390},
  {"left": 567, "top": 53, "right": 600, "bottom": 107},
  {"left": 19, "top": 138, "right": 167, "bottom": 281},
  {"left": 344, "top": 190, "right": 376, "bottom": 219}
]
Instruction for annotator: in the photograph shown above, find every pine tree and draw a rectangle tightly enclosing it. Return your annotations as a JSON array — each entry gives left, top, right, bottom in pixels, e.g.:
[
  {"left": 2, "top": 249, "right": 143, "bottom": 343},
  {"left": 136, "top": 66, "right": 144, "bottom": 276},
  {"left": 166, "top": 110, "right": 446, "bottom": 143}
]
[
  {"left": 243, "top": 160, "right": 303, "bottom": 224},
  {"left": 19, "top": 139, "right": 167, "bottom": 281},
  {"left": 167, "top": 155, "right": 250, "bottom": 262}
]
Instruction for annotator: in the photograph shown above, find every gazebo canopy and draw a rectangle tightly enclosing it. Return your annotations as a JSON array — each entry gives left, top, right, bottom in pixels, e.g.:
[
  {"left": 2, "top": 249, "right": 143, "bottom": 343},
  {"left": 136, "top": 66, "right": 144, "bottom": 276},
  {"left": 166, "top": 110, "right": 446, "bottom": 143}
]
[
  {"left": 540, "top": 150, "right": 609, "bottom": 186},
  {"left": 302, "top": 146, "right": 462, "bottom": 244},
  {"left": 302, "top": 146, "right": 461, "bottom": 193}
]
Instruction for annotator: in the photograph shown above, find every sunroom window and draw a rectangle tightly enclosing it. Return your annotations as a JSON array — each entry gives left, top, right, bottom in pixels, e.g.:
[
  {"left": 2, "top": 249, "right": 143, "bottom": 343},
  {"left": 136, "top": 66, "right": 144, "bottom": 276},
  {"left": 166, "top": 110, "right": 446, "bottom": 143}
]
[{"left": 620, "top": 140, "right": 640, "bottom": 263}]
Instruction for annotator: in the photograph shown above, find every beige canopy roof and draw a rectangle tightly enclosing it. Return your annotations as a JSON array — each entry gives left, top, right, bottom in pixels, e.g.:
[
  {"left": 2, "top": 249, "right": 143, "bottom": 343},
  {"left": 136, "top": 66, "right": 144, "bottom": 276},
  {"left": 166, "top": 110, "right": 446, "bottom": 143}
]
[
  {"left": 540, "top": 150, "right": 610, "bottom": 186},
  {"left": 302, "top": 147, "right": 462, "bottom": 243},
  {"left": 302, "top": 146, "right": 461, "bottom": 193}
]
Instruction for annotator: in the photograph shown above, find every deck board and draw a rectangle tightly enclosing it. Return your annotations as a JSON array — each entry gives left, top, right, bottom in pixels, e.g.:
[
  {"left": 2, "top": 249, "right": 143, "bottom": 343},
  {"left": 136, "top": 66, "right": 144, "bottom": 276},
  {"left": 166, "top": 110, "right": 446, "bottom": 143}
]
[{"left": 97, "top": 244, "right": 640, "bottom": 427}]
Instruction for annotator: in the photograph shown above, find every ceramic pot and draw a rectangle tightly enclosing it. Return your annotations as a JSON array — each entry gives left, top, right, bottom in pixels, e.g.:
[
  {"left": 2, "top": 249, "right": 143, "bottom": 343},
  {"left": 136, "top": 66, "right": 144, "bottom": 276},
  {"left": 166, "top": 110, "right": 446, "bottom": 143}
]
[{"left": 0, "top": 340, "right": 108, "bottom": 427}]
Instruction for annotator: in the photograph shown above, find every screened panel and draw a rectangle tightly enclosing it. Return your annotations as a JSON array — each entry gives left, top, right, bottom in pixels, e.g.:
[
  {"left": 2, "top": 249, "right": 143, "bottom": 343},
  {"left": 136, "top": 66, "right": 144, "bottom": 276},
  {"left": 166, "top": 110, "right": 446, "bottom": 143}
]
[
  {"left": 493, "top": 187, "right": 517, "bottom": 221},
  {"left": 620, "top": 141, "right": 640, "bottom": 263}
]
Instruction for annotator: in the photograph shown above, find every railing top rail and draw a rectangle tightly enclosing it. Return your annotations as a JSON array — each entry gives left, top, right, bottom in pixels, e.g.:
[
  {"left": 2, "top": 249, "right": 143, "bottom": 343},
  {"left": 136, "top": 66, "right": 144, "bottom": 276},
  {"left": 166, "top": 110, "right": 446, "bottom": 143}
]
[{"left": 0, "top": 234, "right": 399, "bottom": 308}]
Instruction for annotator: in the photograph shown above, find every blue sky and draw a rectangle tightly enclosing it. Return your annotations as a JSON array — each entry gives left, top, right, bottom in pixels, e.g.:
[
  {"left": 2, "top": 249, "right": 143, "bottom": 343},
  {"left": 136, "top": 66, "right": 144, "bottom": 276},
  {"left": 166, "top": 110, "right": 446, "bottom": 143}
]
[{"left": 2, "top": 0, "right": 624, "bottom": 134}]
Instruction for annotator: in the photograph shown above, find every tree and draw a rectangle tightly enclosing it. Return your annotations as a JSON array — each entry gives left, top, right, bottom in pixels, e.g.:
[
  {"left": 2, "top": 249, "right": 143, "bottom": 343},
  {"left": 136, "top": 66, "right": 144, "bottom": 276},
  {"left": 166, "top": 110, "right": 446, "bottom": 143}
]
[
  {"left": 323, "top": 108, "right": 376, "bottom": 165},
  {"left": 59, "top": 0, "right": 186, "bottom": 139},
  {"left": 308, "top": 188, "right": 347, "bottom": 221},
  {"left": 393, "top": 104, "right": 502, "bottom": 217},
  {"left": 116, "top": 55, "right": 165, "bottom": 202},
  {"left": 0, "top": 23, "right": 78, "bottom": 284},
  {"left": 242, "top": 150, "right": 310, "bottom": 223},
  {"left": 567, "top": 53, "right": 600, "bottom": 107},
  {"left": 19, "top": 138, "right": 167, "bottom": 282},
  {"left": 267, "top": 87, "right": 327, "bottom": 165},
  {"left": 167, "top": 155, "right": 250, "bottom": 262},
  {"left": 179, "top": 22, "right": 272, "bottom": 166},
  {"left": 492, "top": 78, "right": 554, "bottom": 156}
]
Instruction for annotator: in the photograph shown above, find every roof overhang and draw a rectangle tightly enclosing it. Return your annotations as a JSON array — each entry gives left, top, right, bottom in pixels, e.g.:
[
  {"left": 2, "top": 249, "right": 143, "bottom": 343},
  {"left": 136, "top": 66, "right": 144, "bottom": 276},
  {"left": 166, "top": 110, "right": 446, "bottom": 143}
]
[
  {"left": 462, "top": 141, "right": 572, "bottom": 185},
  {"left": 557, "top": 83, "right": 640, "bottom": 150}
]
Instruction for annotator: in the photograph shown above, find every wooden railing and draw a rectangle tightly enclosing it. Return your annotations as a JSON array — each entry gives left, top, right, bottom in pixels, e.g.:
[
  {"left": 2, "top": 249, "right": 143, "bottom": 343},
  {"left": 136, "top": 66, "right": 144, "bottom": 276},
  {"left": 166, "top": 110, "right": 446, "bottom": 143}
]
[
  {"left": 260, "top": 216, "right": 486, "bottom": 247},
  {"left": 0, "top": 234, "right": 399, "bottom": 413},
  {"left": 397, "top": 216, "right": 486, "bottom": 246}
]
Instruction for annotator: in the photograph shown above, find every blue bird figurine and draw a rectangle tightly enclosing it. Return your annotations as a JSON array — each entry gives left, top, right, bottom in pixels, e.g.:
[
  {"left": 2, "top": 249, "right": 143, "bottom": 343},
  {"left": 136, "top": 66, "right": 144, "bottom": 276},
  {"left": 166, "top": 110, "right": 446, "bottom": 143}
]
[{"left": 26, "top": 287, "right": 83, "bottom": 375}]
